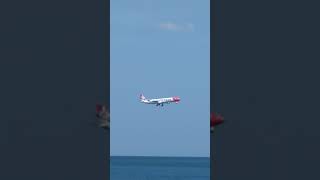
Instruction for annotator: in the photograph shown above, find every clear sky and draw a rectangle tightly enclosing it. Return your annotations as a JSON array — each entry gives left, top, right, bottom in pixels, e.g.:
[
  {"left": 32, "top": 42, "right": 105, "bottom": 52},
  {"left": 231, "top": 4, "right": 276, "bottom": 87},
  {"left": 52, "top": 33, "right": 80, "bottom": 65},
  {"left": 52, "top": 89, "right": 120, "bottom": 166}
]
[{"left": 110, "top": 0, "right": 210, "bottom": 157}]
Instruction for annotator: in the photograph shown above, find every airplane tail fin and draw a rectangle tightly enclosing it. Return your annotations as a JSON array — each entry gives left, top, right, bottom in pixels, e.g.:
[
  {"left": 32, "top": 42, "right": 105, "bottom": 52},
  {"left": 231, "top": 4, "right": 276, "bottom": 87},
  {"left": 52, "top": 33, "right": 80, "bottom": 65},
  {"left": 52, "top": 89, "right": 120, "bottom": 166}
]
[{"left": 140, "top": 94, "right": 146, "bottom": 101}]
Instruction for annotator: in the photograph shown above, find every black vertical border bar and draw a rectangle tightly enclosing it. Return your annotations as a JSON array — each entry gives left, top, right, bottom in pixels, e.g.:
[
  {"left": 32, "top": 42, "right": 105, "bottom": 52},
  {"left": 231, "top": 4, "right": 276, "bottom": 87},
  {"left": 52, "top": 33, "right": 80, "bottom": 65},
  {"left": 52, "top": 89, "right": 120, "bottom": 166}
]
[
  {"left": 106, "top": 0, "right": 111, "bottom": 178},
  {"left": 210, "top": 0, "right": 214, "bottom": 178},
  {"left": 211, "top": 0, "right": 222, "bottom": 179},
  {"left": 105, "top": 1, "right": 110, "bottom": 107}
]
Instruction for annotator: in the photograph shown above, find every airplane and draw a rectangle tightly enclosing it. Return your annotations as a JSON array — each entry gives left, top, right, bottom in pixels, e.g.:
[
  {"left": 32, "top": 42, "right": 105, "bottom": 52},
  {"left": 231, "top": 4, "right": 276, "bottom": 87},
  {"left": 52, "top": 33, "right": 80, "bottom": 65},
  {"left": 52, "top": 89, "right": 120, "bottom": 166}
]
[
  {"left": 211, "top": 112, "right": 224, "bottom": 132},
  {"left": 96, "top": 104, "right": 110, "bottom": 129},
  {"left": 140, "top": 94, "right": 181, "bottom": 107}
]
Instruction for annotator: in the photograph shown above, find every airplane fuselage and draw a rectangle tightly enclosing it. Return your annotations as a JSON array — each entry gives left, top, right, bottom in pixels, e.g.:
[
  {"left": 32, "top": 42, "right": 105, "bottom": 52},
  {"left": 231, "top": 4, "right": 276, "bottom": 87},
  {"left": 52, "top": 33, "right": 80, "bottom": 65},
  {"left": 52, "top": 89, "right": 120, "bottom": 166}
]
[{"left": 140, "top": 94, "right": 180, "bottom": 106}]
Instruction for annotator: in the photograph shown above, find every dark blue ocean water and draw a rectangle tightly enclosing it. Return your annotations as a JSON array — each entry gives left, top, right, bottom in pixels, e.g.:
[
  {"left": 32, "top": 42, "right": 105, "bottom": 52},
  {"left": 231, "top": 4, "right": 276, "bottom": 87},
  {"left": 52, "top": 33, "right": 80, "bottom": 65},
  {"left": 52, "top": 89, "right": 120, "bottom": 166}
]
[{"left": 110, "top": 156, "right": 210, "bottom": 180}]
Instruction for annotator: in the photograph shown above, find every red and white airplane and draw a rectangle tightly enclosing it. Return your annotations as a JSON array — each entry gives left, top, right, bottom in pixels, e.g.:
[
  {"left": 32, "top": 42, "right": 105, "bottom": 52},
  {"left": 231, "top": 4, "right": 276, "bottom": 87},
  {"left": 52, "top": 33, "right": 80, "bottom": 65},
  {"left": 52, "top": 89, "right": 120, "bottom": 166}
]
[
  {"left": 140, "top": 94, "right": 181, "bottom": 106},
  {"left": 211, "top": 112, "right": 224, "bottom": 132}
]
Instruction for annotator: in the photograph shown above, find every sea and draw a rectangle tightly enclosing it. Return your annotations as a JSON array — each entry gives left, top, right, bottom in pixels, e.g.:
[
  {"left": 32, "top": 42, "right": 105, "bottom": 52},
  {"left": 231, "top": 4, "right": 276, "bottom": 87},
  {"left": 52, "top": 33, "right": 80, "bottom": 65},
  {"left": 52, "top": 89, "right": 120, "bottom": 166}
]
[{"left": 110, "top": 156, "right": 210, "bottom": 180}]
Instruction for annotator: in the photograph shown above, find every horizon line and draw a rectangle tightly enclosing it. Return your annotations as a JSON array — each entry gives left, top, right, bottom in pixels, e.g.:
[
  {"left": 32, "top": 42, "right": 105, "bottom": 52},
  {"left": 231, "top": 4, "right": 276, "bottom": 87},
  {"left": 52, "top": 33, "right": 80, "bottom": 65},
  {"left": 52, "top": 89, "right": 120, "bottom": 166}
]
[{"left": 110, "top": 155, "right": 210, "bottom": 158}]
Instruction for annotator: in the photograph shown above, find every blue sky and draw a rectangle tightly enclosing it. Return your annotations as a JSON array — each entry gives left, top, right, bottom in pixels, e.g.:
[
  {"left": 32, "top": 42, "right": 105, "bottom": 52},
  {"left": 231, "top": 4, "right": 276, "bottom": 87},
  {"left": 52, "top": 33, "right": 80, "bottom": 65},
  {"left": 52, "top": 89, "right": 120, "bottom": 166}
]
[{"left": 111, "top": 0, "right": 210, "bottom": 157}]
